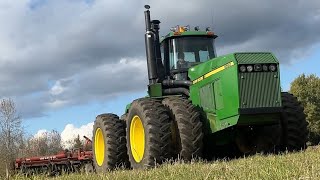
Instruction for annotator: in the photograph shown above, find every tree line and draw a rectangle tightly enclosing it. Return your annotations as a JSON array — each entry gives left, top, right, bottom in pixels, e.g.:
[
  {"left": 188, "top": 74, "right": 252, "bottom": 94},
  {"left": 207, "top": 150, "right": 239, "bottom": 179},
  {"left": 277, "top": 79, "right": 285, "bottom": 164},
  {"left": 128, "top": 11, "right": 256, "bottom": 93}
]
[
  {"left": 290, "top": 74, "right": 320, "bottom": 145},
  {"left": 0, "top": 99, "right": 89, "bottom": 179}
]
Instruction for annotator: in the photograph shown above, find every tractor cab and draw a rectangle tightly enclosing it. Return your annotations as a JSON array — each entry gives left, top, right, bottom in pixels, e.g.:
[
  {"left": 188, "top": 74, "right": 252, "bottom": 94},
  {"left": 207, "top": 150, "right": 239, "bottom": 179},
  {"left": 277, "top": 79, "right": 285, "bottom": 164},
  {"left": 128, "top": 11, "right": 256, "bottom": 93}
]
[{"left": 160, "top": 26, "right": 218, "bottom": 80}]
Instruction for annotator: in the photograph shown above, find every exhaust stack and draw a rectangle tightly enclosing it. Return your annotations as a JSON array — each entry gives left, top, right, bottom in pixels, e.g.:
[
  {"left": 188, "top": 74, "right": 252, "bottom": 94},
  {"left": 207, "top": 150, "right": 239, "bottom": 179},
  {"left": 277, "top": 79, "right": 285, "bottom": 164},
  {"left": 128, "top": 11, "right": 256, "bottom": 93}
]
[{"left": 144, "top": 5, "right": 158, "bottom": 85}]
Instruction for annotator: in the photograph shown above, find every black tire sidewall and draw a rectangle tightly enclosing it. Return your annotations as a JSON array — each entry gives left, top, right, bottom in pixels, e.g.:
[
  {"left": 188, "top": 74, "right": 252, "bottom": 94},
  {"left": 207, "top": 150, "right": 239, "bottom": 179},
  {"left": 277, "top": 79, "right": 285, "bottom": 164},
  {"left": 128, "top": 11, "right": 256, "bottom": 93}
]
[
  {"left": 126, "top": 103, "right": 149, "bottom": 169},
  {"left": 92, "top": 116, "right": 107, "bottom": 173},
  {"left": 280, "top": 92, "right": 308, "bottom": 151},
  {"left": 162, "top": 97, "right": 203, "bottom": 160},
  {"left": 126, "top": 99, "right": 171, "bottom": 169},
  {"left": 92, "top": 114, "right": 129, "bottom": 172}
]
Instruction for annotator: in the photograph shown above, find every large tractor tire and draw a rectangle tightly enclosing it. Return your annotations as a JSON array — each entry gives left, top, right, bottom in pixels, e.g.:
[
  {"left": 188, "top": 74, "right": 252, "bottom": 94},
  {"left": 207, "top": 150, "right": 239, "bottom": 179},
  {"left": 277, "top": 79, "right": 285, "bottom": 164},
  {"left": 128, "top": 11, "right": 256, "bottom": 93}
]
[
  {"left": 126, "top": 98, "right": 171, "bottom": 169},
  {"left": 162, "top": 97, "right": 203, "bottom": 160},
  {"left": 92, "top": 113, "right": 129, "bottom": 172},
  {"left": 279, "top": 92, "right": 308, "bottom": 151}
]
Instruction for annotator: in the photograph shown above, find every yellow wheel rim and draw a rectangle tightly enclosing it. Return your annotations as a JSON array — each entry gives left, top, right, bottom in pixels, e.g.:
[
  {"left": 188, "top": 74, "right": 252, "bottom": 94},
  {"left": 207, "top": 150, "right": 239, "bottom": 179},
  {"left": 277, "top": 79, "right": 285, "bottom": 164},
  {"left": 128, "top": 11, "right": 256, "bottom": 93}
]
[
  {"left": 130, "top": 115, "right": 145, "bottom": 163},
  {"left": 94, "top": 128, "right": 105, "bottom": 166}
]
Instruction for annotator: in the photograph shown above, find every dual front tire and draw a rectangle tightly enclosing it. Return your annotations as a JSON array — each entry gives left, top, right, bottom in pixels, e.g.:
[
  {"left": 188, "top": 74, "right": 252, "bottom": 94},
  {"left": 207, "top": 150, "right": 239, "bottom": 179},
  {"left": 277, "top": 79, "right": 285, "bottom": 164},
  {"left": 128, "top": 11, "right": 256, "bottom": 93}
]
[
  {"left": 93, "top": 97, "right": 204, "bottom": 171},
  {"left": 92, "top": 114, "right": 129, "bottom": 172},
  {"left": 126, "top": 99, "right": 171, "bottom": 169}
]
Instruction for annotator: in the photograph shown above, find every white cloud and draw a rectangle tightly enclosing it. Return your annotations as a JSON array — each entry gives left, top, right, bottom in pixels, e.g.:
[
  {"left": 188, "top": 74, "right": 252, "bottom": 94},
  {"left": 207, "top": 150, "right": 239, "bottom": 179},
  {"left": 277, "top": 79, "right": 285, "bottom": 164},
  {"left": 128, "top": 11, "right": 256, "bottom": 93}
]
[
  {"left": 46, "top": 99, "right": 68, "bottom": 108},
  {"left": 33, "top": 129, "right": 48, "bottom": 138},
  {"left": 50, "top": 81, "right": 65, "bottom": 95},
  {"left": 60, "top": 122, "right": 94, "bottom": 148}
]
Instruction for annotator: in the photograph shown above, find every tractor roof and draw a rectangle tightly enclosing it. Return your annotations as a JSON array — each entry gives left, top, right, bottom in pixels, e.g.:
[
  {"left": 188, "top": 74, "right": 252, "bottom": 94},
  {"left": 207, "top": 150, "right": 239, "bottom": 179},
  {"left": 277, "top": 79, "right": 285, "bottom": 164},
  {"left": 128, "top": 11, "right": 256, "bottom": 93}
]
[{"left": 160, "top": 30, "right": 217, "bottom": 43}]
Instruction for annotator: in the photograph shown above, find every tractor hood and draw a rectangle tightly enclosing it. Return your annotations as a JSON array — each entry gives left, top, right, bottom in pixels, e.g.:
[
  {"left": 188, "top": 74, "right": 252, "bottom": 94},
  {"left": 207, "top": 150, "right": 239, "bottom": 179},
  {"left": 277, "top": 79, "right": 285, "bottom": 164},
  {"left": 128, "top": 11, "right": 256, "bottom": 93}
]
[{"left": 188, "top": 52, "right": 282, "bottom": 133}]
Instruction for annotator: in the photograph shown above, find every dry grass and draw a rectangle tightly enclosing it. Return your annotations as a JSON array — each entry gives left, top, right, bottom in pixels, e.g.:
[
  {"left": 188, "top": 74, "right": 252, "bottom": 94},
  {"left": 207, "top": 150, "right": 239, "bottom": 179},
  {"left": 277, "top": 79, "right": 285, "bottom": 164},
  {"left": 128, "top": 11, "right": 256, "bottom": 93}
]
[{"left": 13, "top": 146, "right": 320, "bottom": 180}]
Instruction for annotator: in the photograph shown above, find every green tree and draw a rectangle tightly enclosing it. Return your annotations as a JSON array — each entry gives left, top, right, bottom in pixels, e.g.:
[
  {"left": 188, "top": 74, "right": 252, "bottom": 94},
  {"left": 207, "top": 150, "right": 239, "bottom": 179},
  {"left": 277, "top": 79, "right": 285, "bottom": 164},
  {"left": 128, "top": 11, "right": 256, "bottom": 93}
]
[
  {"left": 20, "top": 130, "right": 63, "bottom": 157},
  {"left": 0, "top": 98, "right": 23, "bottom": 178},
  {"left": 72, "top": 134, "right": 83, "bottom": 149},
  {"left": 47, "top": 130, "right": 63, "bottom": 154},
  {"left": 290, "top": 74, "right": 320, "bottom": 144}
]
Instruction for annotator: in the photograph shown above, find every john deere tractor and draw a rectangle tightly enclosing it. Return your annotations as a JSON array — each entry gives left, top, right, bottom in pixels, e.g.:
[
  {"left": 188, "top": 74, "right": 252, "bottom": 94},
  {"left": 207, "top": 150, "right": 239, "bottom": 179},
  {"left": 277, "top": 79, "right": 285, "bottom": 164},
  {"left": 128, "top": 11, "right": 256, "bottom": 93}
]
[{"left": 92, "top": 5, "right": 308, "bottom": 171}]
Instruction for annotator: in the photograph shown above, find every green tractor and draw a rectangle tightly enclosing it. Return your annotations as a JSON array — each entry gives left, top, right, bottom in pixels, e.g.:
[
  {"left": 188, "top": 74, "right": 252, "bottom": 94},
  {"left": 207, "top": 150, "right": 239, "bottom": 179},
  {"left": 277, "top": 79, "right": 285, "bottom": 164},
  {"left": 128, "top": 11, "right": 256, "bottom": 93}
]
[{"left": 92, "top": 5, "right": 308, "bottom": 171}]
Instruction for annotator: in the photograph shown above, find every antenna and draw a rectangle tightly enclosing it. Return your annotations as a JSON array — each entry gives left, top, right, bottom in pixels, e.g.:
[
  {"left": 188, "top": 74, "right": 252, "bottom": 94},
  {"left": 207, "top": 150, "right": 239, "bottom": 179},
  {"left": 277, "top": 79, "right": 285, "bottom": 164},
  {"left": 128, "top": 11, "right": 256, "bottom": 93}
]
[{"left": 211, "top": 6, "right": 215, "bottom": 30}]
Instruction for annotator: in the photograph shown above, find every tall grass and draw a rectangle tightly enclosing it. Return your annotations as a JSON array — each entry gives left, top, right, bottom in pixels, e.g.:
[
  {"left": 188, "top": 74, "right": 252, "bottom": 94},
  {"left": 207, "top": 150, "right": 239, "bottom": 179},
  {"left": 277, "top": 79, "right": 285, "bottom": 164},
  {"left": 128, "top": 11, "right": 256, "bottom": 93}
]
[{"left": 14, "top": 146, "right": 320, "bottom": 180}]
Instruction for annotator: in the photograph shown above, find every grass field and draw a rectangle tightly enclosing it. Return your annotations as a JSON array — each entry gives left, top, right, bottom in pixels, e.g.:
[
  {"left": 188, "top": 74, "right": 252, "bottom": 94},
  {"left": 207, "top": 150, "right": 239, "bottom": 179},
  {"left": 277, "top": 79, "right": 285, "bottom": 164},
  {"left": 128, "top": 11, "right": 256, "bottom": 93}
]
[{"left": 14, "top": 146, "right": 320, "bottom": 180}]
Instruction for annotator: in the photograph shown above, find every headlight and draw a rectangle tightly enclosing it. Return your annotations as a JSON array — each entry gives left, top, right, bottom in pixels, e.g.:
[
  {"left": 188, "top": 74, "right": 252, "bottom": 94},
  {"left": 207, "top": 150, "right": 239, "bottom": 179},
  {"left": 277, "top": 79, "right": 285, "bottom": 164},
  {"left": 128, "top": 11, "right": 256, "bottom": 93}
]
[
  {"left": 246, "top": 65, "right": 253, "bottom": 72},
  {"left": 269, "top": 64, "right": 277, "bottom": 72},
  {"left": 239, "top": 65, "right": 246, "bottom": 72},
  {"left": 254, "top": 64, "right": 262, "bottom": 71},
  {"left": 262, "top": 64, "right": 268, "bottom": 71}
]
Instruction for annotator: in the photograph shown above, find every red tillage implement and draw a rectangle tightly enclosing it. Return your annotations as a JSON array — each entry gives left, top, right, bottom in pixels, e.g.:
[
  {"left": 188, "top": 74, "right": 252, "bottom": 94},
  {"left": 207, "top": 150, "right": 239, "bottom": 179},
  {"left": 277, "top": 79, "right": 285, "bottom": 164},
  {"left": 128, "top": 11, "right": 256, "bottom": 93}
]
[{"left": 15, "top": 136, "right": 94, "bottom": 176}]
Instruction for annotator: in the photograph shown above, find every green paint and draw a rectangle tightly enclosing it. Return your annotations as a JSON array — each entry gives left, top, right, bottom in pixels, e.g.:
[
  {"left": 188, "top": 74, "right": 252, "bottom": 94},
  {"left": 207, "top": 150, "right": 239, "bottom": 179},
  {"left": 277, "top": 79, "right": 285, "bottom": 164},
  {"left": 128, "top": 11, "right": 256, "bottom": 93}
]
[
  {"left": 199, "top": 83, "right": 215, "bottom": 113},
  {"left": 189, "top": 52, "right": 282, "bottom": 133},
  {"left": 205, "top": 113, "right": 239, "bottom": 133},
  {"left": 213, "top": 80, "right": 224, "bottom": 110},
  {"left": 239, "top": 72, "right": 281, "bottom": 108},
  {"left": 125, "top": 103, "right": 131, "bottom": 114},
  {"left": 148, "top": 83, "right": 163, "bottom": 97},
  {"left": 235, "top": 52, "right": 278, "bottom": 64}
]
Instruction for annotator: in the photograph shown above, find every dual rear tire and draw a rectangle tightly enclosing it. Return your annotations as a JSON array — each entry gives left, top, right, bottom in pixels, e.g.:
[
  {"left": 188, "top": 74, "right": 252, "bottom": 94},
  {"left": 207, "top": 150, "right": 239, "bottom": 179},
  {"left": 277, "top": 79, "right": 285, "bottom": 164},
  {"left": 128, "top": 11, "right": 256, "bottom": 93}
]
[
  {"left": 234, "top": 92, "right": 308, "bottom": 154},
  {"left": 278, "top": 92, "right": 308, "bottom": 151},
  {"left": 162, "top": 97, "right": 203, "bottom": 160}
]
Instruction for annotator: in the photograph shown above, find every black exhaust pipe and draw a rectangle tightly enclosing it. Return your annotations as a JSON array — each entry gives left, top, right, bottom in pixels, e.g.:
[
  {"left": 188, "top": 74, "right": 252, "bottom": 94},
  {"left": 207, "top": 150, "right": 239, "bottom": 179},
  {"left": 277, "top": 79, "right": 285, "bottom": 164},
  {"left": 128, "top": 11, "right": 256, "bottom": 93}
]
[
  {"left": 162, "top": 79, "right": 192, "bottom": 87},
  {"left": 163, "top": 88, "right": 190, "bottom": 97},
  {"left": 144, "top": 5, "right": 158, "bottom": 85},
  {"left": 151, "top": 20, "right": 165, "bottom": 81}
]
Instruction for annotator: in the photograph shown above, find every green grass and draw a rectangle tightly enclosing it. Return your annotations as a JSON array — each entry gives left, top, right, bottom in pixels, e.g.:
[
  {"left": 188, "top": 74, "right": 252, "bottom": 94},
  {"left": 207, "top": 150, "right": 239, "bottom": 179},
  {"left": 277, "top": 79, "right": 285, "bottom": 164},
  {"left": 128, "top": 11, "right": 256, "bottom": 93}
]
[{"left": 14, "top": 146, "right": 320, "bottom": 180}]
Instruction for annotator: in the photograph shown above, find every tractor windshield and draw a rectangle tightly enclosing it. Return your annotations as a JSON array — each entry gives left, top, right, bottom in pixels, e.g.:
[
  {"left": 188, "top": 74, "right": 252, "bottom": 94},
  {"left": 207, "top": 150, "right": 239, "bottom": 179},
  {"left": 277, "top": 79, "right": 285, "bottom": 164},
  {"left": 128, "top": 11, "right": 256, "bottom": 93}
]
[{"left": 168, "top": 36, "right": 216, "bottom": 70}]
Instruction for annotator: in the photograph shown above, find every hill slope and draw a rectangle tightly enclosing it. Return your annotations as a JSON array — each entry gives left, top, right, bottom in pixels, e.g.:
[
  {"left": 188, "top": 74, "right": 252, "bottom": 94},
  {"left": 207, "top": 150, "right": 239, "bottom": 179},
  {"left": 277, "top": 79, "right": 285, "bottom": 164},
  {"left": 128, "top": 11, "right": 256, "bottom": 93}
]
[{"left": 15, "top": 146, "right": 320, "bottom": 180}]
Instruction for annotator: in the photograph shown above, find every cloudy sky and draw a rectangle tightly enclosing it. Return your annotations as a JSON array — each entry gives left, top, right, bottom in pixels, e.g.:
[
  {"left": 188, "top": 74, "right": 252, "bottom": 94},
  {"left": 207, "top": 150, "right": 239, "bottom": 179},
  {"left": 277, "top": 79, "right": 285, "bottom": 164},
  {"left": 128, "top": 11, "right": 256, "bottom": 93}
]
[{"left": 0, "top": 0, "right": 319, "bottom": 143}]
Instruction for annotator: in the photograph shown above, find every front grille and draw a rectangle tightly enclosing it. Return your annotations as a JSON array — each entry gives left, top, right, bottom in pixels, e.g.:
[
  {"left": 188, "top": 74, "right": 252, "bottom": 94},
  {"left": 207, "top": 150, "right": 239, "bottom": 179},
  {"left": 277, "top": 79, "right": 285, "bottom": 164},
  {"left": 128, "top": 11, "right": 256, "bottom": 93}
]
[
  {"left": 235, "top": 53, "right": 278, "bottom": 64},
  {"left": 239, "top": 72, "right": 281, "bottom": 108}
]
